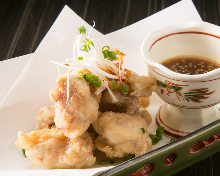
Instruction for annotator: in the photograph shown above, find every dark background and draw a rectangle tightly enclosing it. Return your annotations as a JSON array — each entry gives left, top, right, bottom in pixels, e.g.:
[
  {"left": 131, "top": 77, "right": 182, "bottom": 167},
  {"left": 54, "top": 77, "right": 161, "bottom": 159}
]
[{"left": 0, "top": 0, "right": 220, "bottom": 175}]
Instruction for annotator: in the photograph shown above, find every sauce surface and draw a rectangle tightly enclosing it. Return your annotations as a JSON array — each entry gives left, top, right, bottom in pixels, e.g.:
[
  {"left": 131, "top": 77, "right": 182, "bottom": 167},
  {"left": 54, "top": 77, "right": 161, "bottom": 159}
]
[{"left": 161, "top": 56, "right": 220, "bottom": 75}]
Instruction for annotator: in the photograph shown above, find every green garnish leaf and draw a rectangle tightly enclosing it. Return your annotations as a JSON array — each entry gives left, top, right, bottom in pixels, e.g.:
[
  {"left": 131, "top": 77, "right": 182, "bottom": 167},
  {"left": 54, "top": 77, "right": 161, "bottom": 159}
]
[
  {"left": 122, "top": 83, "right": 128, "bottom": 94},
  {"left": 109, "top": 159, "right": 116, "bottom": 164},
  {"left": 81, "top": 38, "right": 94, "bottom": 52},
  {"left": 22, "top": 149, "right": 26, "bottom": 158},
  {"left": 102, "top": 46, "right": 117, "bottom": 61},
  {"left": 99, "top": 160, "right": 108, "bottom": 165},
  {"left": 170, "top": 138, "right": 177, "bottom": 143},
  {"left": 149, "top": 125, "right": 164, "bottom": 145},
  {"left": 102, "top": 46, "right": 110, "bottom": 51},
  {"left": 149, "top": 134, "right": 158, "bottom": 145},
  {"left": 111, "top": 80, "right": 119, "bottom": 90},
  {"left": 78, "top": 57, "right": 83, "bottom": 60},
  {"left": 77, "top": 26, "right": 86, "bottom": 34},
  {"left": 125, "top": 154, "right": 135, "bottom": 160},
  {"left": 156, "top": 126, "right": 164, "bottom": 139},
  {"left": 78, "top": 71, "right": 84, "bottom": 74},
  {"left": 141, "top": 128, "right": 146, "bottom": 134},
  {"left": 83, "top": 73, "right": 101, "bottom": 88},
  {"left": 99, "top": 158, "right": 116, "bottom": 165},
  {"left": 78, "top": 71, "right": 84, "bottom": 79},
  {"left": 115, "top": 51, "right": 120, "bottom": 55}
]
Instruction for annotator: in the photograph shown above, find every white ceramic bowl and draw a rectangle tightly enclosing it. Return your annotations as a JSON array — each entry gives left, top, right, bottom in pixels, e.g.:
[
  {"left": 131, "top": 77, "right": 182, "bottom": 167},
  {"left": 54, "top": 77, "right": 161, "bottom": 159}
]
[
  {"left": 141, "top": 22, "right": 220, "bottom": 137},
  {"left": 141, "top": 21, "right": 220, "bottom": 109}
]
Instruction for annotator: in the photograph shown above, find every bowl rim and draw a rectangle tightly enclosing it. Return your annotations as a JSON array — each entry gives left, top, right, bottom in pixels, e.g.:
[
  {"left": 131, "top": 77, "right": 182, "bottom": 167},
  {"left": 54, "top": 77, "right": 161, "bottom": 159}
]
[{"left": 140, "top": 21, "right": 220, "bottom": 81}]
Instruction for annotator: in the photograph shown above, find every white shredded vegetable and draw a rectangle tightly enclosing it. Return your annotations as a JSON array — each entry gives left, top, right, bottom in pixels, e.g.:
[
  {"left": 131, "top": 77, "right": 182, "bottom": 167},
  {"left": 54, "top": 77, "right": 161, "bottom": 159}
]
[
  {"left": 103, "top": 80, "right": 117, "bottom": 102},
  {"left": 51, "top": 25, "right": 127, "bottom": 102}
]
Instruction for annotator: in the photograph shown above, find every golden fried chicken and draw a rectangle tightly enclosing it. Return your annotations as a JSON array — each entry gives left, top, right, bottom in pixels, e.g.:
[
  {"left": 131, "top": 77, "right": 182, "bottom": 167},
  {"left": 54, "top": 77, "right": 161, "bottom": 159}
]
[
  {"left": 127, "top": 71, "right": 154, "bottom": 97},
  {"left": 140, "top": 110, "right": 152, "bottom": 127},
  {"left": 36, "top": 106, "right": 55, "bottom": 129},
  {"left": 15, "top": 26, "right": 155, "bottom": 169},
  {"left": 93, "top": 112, "right": 152, "bottom": 158},
  {"left": 16, "top": 129, "right": 96, "bottom": 169},
  {"left": 99, "top": 90, "right": 140, "bottom": 115},
  {"left": 50, "top": 72, "right": 99, "bottom": 139},
  {"left": 99, "top": 71, "right": 153, "bottom": 115}
]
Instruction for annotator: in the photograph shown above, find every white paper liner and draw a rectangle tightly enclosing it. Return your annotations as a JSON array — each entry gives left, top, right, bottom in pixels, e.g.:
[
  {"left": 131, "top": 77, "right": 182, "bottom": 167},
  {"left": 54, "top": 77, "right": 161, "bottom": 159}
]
[{"left": 0, "top": 0, "right": 203, "bottom": 175}]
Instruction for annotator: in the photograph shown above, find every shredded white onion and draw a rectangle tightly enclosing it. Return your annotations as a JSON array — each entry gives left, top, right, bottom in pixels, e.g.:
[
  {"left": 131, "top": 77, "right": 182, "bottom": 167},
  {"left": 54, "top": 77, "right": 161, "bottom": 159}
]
[
  {"left": 95, "top": 67, "right": 118, "bottom": 79},
  {"left": 103, "top": 80, "right": 117, "bottom": 102},
  {"left": 88, "top": 21, "right": 95, "bottom": 37},
  {"left": 51, "top": 25, "right": 127, "bottom": 102}
]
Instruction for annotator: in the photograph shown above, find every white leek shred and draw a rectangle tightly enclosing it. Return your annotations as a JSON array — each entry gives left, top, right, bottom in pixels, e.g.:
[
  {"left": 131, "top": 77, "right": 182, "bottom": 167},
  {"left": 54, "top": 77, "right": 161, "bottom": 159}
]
[
  {"left": 51, "top": 25, "right": 126, "bottom": 102},
  {"left": 95, "top": 67, "right": 118, "bottom": 79},
  {"left": 118, "top": 56, "right": 122, "bottom": 84},
  {"left": 96, "top": 83, "right": 106, "bottom": 95},
  {"left": 103, "top": 80, "right": 117, "bottom": 103}
]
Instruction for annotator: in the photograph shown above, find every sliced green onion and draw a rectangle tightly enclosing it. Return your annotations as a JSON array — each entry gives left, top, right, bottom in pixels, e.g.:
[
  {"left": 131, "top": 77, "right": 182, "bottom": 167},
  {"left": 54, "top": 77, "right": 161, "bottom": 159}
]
[
  {"left": 77, "top": 26, "right": 86, "bottom": 34},
  {"left": 99, "top": 158, "right": 116, "bottom": 165},
  {"left": 122, "top": 84, "right": 128, "bottom": 94},
  {"left": 125, "top": 154, "right": 135, "bottom": 160},
  {"left": 170, "top": 138, "right": 177, "bottom": 142},
  {"left": 111, "top": 80, "right": 119, "bottom": 90},
  {"left": 83, "top": 73, "right": 101, "bottom": 88},
  {"left": 102, "top": 46, "right": 110, "bottom": 52},
  {"left": 141, "top": 128, "right": 145, "bottom": 134},
  {"left": 149, "top": 125, "right": 164, "bottom": 145},
  {"left": 81, "top": 38, "right": 94, "bottom": 52},
  {"left": 22, "top": 149, "right": 26, "bottom": 158},
  {"left": 102, "top": 46, "right": 117, "bottom": 61},
  {"left": 78, "top": 71, "right": 84, "bottom": 79}
]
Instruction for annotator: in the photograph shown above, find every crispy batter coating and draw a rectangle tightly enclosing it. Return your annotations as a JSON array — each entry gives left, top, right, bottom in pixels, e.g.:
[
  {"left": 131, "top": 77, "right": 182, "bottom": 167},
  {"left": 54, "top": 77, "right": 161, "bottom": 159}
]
[
  {"left": 99, "top": 71, "right": 153, "bottom": 114},
  {"left": 16, "top": 129, "right": 96, "bottom": 169},
  {"left": 140, "top": 110, "right": 152, "bottom": 128},
  {"left": 50, "top": 72, "right": 99, "bottom": 139},
  {"left": 36, "top": 106, "right": 55, "bottom": 129},
  {"left": 139, "top": 97, "right": 150, "bottom": 108},
  {"left": 95, "top": 135, "right": 152, "bottom": 158},
  {"left": 128, "top": 71, "right": 154, "bottom": 97},
  {"left": 93, "top": 112, "right": 152, "bottom": 158},
  {"left": 99, "top": 90, "right": 140, "bottom": 115},
  {"left": 16, "top": 70, "right": 154, "bottom": 168}
]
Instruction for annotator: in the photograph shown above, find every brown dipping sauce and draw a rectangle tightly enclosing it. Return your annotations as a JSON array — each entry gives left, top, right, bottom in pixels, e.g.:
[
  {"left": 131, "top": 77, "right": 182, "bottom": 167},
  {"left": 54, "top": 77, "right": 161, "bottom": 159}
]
[{"left": 161, "top": 56, "right": 220, "bottom": 75}]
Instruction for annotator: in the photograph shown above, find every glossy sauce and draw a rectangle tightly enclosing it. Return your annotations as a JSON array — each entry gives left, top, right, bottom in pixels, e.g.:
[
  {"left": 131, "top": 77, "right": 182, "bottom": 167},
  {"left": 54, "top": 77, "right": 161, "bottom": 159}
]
[{"left": 161, "top": 56, "right": 220, "bottom": 75}]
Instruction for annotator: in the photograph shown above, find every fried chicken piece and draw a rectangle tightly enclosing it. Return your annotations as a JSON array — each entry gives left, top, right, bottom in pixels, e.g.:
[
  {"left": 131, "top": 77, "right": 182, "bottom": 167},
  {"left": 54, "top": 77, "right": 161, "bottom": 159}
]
[
  {"left": 50, "top": 72, "right": 99, "bottom": 139},
  {"left": 128, "top": 71, "right": 154, "bottom": 97},
  {"left": 99, "top": 90, "right": 140, "bottom": 115},
  {"left": 95, "top": 134, "right": 151, "bottom": 158},
  {"left": 140, "top": 110, "right": 152, "bottom": 128},
  {"left": 16, "top": 129, "right": 96, "bottom": 169},
  {"left": 138, "top": 97, "right": 150, "bottom": 108},
  {"left": 93, "top": 112, "right": 152, "bottom": 158},
  {"left": 36, "top": 106, "right": 55, "bottom": 129},
  {"left": 99, "top": 71, "right": 153, "bottom": 114}
]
